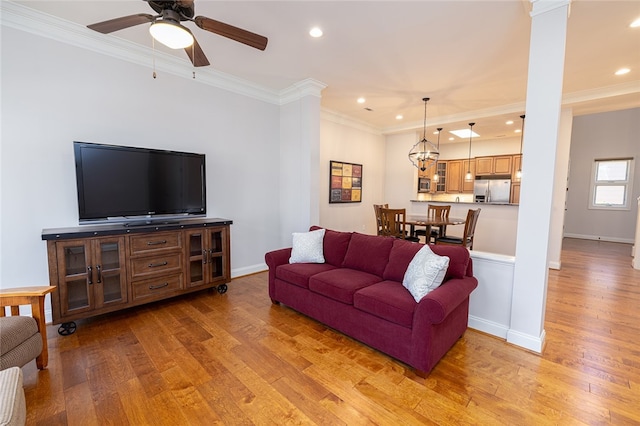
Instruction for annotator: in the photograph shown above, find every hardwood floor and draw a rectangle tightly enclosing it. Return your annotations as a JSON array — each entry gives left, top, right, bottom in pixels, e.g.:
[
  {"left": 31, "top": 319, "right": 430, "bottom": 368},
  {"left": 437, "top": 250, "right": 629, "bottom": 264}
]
[{"left": 21, "top": 238, "right": 640, "bottom": 425}]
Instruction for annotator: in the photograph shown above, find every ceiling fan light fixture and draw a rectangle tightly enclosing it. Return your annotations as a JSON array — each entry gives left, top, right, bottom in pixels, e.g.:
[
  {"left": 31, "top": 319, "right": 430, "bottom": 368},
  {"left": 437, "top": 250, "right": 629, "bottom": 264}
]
[{"left": 149, "top": 21, "right": 194, "bottom": 49}]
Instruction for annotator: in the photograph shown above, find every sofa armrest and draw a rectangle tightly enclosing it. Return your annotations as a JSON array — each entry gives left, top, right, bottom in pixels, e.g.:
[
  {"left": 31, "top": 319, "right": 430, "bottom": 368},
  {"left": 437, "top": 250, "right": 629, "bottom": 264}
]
[
  {"left": 264, "top": 248, "right": 292, "bottom": 301},
  {"left": 265, "top": 248, "right": 292, "bottom": 270},
  {"left": 416, "top": 276, "right": 478, "bottom": 324}
]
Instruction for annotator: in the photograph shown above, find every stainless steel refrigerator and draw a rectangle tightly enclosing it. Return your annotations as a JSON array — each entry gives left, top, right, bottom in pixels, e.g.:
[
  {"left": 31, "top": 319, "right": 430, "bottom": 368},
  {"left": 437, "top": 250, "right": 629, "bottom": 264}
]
[{"left": 474, "top": 179, "right": 511, "bottom": 203}]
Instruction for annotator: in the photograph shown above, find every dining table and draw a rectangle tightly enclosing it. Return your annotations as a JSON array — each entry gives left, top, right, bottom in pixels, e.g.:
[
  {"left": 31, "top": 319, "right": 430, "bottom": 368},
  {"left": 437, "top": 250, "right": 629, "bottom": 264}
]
[{"left": 406, "top": 215, "right": 466, "bottom": 240}]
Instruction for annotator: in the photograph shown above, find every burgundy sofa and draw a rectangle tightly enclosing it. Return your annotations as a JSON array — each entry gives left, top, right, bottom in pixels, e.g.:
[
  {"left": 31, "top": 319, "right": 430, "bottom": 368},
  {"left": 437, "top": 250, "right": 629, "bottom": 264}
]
[{"left": 265, "top": 227, "right": 478, "bottom": 376}]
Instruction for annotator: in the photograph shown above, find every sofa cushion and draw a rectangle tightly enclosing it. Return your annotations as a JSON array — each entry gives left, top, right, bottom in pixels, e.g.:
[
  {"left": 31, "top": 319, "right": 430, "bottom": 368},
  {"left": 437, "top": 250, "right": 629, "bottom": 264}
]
[
  {"left": 342, "top": 232, "right": 394, "bottom": 277},
  {"left": 276, "top": 263, "right": 337, "bottom": 289},
  {"left": 289, "top": 228, "right": 326, "bottom": 264},
  {"left": 402, "top": 245, "right": 450, "bottom": 302},
  {"left": 310, "top": 226, "right": 352, "bottom": 267},
  {"left": 353, "top": 281, "right": 416, "bottom": 328},
  {"left": 383, "top": 239, "right": 470, "bottom": 282},
  {"left": 430, "top": 245, "right": 470, "bottom": 279},
  {"left": 309, "top": 268, "right": 382, "bottom": 304}
]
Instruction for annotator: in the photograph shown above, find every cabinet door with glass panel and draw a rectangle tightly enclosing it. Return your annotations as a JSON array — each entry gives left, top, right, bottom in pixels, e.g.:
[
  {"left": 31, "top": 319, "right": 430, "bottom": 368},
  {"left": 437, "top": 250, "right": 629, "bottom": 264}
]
[
  {"left": 185, "top": 227, "right": 230, "bottom": 290},
  {"left": 54, "top": 236, "right": 127, "bottom": 319}
]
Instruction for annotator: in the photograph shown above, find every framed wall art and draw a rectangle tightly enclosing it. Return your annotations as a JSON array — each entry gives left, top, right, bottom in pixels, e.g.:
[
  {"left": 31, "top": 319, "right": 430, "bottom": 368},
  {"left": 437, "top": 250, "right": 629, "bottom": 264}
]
[{"left": 329, "top": 160, "right": 362, "bottom": 203}]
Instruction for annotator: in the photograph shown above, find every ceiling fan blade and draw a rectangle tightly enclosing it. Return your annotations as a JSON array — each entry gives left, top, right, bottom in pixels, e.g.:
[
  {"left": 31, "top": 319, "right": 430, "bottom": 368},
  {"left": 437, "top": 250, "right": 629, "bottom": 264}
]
[
  {"left": 184, "top": 31, "right": 210, "bottom": 67},
  {"left": 194, "top": 16, "right": 268, "bottom": 51},
  {"left": 87, "top": 14, "right": 154, "bottom": 34}
]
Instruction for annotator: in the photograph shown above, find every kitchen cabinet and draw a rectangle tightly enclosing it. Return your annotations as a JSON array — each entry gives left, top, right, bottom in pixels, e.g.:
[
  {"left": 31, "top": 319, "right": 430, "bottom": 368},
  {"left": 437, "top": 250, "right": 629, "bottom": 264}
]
[
  {"left": 446, "top": 160, "right": 463, "bottom": 193},
  {"left": 512, "top": 154, "right": 522, "bottom": 182},
  {"left": 434, "top": 162, "right": 447, "bottom": 192},
  {"left": 445, "top": 159, "right": 475, "bottom": 193},
  {"left": 476, "top": 155, "right": 513, "bottom": 176},
  {"left": 462, "top": 159, "right": 475, "bottom": 192},
  {"left": 511, "top": 183, "right": 521, "bottom": 204}
]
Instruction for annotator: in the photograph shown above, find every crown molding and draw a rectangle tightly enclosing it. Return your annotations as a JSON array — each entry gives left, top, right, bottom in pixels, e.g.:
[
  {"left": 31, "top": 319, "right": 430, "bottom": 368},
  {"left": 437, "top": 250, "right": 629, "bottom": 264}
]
[
  {"left": 529, "top": 0, "right": 571, "bottom": 18},
  {"left": 382, "top": 102, "right": 527, "bottom": 135},
  {"left": 0, "top": 1, "right": 304, "bottom": 106},
  {"left": 320, "top": 108, "right": 382, "bottom": 136},
  {"left": 279, "top": 78, "right": 328, "bottom": 105}
]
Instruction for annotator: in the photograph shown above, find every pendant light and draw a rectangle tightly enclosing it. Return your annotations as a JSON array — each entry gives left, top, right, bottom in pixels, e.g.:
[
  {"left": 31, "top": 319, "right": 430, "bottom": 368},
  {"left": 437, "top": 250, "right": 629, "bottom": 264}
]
[
  {"left": 432, "top": 128, "right": 443, "bottom": 182},
  {"left": 464, "top": 122, "right": 475, "bottom": 181},
  {"left": 516, "top": 114, "right": 525, "bottom": 179},
  {"left": 408, "top": 98, "right": 439, "bottom": 172}
]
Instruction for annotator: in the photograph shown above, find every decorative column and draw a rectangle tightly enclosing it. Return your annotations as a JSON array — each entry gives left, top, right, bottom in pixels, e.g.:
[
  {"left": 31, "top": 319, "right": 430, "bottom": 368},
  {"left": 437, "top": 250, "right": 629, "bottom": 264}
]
[
  {"left": 508, "top": 0, "right": 571, "bottom": 352},
  {"left": 278, "top": 79, "right": 327, "bottom": 246}
]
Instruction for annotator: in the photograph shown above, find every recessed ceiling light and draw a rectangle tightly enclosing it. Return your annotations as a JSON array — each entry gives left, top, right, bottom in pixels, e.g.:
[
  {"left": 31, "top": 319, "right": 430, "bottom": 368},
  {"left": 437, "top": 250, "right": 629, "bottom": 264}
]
[
  {"left": 396, "top": 115, "right": 403, "bottom": 120},
  {"left": 630, "top": 18, "right": 640, "bottom": 28},
  {"left": 357, "top": 97, "right": 365, "bottom": 104},
  {"left": 309, "top": 27, "right": 323, "bottom": 38},
  {"left": 615, "top": 68, "right": 630, "bottom": 75},
  {"left": 506, "top": 120, "right": 514, "bottom": 125},
  {"left": 448, "top": 137, "right": 455, "bottom": 141},
  {"left": 450, "top": 129, "right": 479, "bottom": 138},
  {"left": 515, "top": 129, "right": 522, "bottom": 133}
]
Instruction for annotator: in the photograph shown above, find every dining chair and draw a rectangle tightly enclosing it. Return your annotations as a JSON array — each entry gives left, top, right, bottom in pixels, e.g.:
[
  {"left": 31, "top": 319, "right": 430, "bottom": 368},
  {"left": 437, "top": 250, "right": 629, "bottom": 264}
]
[
  {"left": 435, "top": 208, "right": 481, "bottom": 250},
  {"left": 373, "top": 203, "right": 388, "bottom": 236},
  {"left": 414, "top": 204, "right": 451, "bottom": 243},
  {"left": 379, "top": 208, "right": 420, "bottom": 242}
]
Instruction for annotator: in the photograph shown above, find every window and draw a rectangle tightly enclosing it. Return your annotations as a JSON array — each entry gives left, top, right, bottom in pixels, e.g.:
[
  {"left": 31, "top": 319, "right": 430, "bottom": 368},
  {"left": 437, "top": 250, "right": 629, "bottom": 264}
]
[{"left": 590, "top": 158, "right": 634, "bottom": 210}]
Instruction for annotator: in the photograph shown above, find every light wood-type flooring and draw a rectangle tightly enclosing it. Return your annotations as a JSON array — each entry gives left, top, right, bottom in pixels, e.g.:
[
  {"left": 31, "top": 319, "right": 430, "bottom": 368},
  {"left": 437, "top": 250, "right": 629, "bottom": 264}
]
[{"left": 20, "top": 238, "right": 640, "bottom": 425}]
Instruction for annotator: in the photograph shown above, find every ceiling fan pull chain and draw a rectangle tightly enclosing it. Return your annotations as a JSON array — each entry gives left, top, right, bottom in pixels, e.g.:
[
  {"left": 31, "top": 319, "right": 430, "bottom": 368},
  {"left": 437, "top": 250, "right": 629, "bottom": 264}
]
[
  {"left": 192, "top": 44, "right": 196, "bottom": 79},
  {"left": 152, "top": 35, "right": 157, "bottom": 79}
]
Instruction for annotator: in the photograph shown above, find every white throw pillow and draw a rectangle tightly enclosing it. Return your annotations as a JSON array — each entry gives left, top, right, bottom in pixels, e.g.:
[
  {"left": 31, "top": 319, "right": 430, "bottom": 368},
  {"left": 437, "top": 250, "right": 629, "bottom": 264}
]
[
  {"left": 402, "top": 245, "right": 450, "bottom": 302},
  {"left": 289, "top": 228, "right": 326, "bottom": 264}
]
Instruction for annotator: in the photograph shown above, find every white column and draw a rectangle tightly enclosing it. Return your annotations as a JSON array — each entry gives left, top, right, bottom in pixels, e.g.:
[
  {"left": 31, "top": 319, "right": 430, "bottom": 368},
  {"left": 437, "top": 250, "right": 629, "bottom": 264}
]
[
  {"left": 278, "top": 79, "right": 326, "bottom": 245},
  {"left": 508, "top": 0, "right": 570, "bottom": 352},
  {"left": 548, "top": 108, "right": 573, "bottom": 270}
]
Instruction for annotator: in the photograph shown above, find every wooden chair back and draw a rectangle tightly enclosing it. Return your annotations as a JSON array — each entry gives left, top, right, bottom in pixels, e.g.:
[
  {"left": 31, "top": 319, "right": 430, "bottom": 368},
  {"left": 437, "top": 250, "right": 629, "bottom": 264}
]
[
  {"left": 373, "top": 203, "right": 389, "bottom": 235},
  {"left": 427, "top": 204, "right": 451, "bottom": 242},
  {"left": 435, "top": 208, "right": 481, "bottom": 249},
  {"left": 427, "top": 204, "right": 450, "bottom": 221},
  {"left": 463, "top": 208, "right": 481, "bottom": 249},
  {"left": 379, "top": 208, "right": 409, "bottom": 239}
]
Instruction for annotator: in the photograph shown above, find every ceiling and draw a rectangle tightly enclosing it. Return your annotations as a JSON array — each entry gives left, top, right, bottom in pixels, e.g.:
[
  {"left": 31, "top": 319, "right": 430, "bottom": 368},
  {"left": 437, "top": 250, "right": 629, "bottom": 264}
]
[{"left": 11, "top": 0, "right": 640, "bottom": 143}]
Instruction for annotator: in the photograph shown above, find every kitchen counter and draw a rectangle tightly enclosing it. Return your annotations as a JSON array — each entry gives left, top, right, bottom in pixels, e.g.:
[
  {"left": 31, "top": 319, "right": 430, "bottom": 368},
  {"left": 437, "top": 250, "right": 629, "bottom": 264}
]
[
  {"left": 409, "top": 200, "right": 519, "bottom": 256},
  {"left": 410, "top": 199, "right": 519, "bottom": 206}
]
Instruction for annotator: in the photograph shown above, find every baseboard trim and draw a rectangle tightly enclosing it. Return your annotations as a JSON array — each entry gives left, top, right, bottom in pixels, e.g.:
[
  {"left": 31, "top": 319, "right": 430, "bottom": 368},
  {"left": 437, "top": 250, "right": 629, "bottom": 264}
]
[
  {"left": 506, "top": 328, "right": 545, "bottom": 354},
  {"left": 564, "top": 233, "right": 634, "bottom": 244},
  {"left": 548, "top": 260, "right": 561, "bottom": 270},
  {"left": 468, "top": 315, "right": 509, "bottom": 339},
  {"left": 231, "top": 263, "right": 267, "bottom": 279}
]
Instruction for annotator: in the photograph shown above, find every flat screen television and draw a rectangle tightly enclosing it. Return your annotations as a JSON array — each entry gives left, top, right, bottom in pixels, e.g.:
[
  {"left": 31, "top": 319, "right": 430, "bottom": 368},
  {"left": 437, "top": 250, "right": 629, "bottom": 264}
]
[{"left": 73, "top": 141, "right": 206, "bottom": 225}]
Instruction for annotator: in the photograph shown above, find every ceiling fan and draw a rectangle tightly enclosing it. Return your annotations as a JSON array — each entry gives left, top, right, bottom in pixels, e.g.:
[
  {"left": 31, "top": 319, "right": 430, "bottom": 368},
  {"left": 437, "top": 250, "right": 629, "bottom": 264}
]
[{"left": 87, "top": 0, "right": 268, "bottom": 67}]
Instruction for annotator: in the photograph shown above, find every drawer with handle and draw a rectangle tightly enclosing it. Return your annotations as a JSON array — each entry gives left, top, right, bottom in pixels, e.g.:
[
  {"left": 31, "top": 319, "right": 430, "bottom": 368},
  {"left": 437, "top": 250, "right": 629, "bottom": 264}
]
[
  {"left": 129, "top": 232, "right": 182, "bottom": 255},
  {"left": 130, "top": 253, "right": 182, "bottom": 279},
  {"left": 132, "top": 273, "right": 183, "bottom": 301}
]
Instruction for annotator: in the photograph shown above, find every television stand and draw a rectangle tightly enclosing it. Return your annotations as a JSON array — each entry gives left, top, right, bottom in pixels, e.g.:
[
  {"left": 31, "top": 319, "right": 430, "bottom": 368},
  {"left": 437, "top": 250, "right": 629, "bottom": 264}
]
[{"left": 42, "top": 218, "right": 232, "bottom": 332}]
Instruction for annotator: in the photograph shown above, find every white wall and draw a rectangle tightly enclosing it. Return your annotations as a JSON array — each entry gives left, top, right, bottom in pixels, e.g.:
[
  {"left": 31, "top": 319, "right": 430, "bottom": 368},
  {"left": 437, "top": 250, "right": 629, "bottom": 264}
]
[
  {"left": 319, "top": 111, "right": 385, "bottom": 233},
  {"left": 0, "top": 27, "right": 283, "bottom": 290},
  {"left": 565, "top": 108, "right": 640, "bottom": 243}
]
